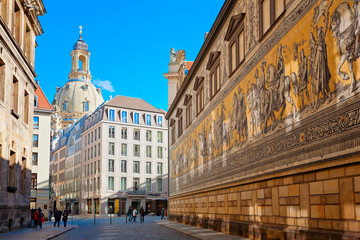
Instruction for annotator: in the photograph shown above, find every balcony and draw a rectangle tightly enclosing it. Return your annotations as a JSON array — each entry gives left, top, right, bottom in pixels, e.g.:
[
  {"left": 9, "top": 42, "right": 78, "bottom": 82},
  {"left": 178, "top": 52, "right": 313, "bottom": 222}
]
[{"left": 127, "top": 190, "right": 146, "bottom": 196}]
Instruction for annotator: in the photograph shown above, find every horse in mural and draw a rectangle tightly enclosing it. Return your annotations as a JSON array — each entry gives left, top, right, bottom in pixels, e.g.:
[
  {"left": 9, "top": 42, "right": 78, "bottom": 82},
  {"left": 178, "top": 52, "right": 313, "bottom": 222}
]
[{"left": 331, "top": 2, "right": 360, "bottom": 92}]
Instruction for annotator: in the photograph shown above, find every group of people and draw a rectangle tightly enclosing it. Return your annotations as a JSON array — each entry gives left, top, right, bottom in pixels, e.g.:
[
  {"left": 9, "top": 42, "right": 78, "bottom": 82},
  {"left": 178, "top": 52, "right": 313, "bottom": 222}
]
[
  {"left": 127, "top": 206, "right": 145, "bottom": 223},
  {"left": 33, "top": 208, "right": 69, "bottom": 229}
]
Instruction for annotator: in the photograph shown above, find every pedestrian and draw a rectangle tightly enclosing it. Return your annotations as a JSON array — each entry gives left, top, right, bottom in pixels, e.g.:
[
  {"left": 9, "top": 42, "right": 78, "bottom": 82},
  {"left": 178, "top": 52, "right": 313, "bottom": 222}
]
[
  {"left": 140, "top": 206, "right": 145, "bottom": 223},
  {"left": 33, "top": 209, "right": 39, "bottom": 229},
  {"left": 132, "top": 208, "right": 138, "bottom": 222},
  {"left": 38, "top": 208, "right": 44, "bottom": 229},
  {"left": 62, "top": 210, "right": 69, "bottom": 227},
  {"left": 127, "top": 206, "right": 132, "bottom": 222},
  {"left": 54, "top": 208, "right": 62, "bottom": 227},
  {"left": 48, "top": 208, "right": 53, "bottom": 222},
  {"left": 161, "top": 208, "right": 165, "bottom": 220}
]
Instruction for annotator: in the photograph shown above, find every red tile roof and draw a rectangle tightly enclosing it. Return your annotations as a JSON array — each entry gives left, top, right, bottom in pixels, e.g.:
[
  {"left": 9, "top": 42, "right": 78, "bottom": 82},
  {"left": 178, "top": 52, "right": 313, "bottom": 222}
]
[
  {"left": 186, "top": 61, "right": 194, "bottom": 70},
  {"left": 35, "top": 83, "right": 53, "bottom": 111}
]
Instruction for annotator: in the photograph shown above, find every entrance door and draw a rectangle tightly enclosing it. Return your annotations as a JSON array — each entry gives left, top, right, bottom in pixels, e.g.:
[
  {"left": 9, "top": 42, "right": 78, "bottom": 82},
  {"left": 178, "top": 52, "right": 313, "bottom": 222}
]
[{"left": 131, "top": 200, "right": 141, "bottom": 211}]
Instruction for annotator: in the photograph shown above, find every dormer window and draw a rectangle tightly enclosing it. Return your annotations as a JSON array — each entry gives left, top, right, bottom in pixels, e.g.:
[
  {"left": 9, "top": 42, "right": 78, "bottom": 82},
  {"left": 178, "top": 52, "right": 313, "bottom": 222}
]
[
  {"left": 157, "top": 116, "right": 163, "bottom": 127},
  {"left": 183, "top": 94, "right": 192, "bottom": 128},
  {"left": 82, "top": 84, "right": 88, "bottom": 91},
  {"left": 134, "top": 112, "right": 139, "bottom": 124},
  {"left": 193, "top": 77, "right": 204, "bottom": 116},
  {"left": 63, "top": 101, "right": 68, "bottom": 111},
  {"left": 84, "top": 101, "right": 89, "bottom": 112},
  {"left": 146, "top": 114, "right": 151, "bottom": 126},
  {"left": 34, "top": 95, "right": 38, "bottom": 107},
  {"left": 225, "top": 13, "right": 245, "bottom": 74},
  {"left": 206, "top": 52, "right": 221, "bottom": 99},
  {"left": 65, "top": 84, "right": 70, "bottom": 90},
  {"left": 121, "top": 111, "right": 127, "bottom": 123},
  {"left": 109, "top": 109, "right": 115, "bottom": 121}
]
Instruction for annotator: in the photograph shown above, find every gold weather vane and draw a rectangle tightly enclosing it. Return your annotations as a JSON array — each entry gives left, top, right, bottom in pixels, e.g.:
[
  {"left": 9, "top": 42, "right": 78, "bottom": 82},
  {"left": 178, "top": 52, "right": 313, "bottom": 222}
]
[{"left": 79, "top": 26, "right": 82, "bottom": 39}]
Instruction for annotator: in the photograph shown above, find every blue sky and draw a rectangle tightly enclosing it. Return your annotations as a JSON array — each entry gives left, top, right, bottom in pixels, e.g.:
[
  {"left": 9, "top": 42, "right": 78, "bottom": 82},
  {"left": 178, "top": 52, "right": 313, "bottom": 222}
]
[{"left": 36, "top": 0, "right": 225, "bottom": 111}]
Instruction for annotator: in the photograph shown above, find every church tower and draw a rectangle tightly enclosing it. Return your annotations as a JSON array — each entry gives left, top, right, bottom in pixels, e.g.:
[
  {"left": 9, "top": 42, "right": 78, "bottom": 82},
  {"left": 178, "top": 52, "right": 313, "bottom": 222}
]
[{"left": 51, "top": 27, "right": 104, "bottom": 134}]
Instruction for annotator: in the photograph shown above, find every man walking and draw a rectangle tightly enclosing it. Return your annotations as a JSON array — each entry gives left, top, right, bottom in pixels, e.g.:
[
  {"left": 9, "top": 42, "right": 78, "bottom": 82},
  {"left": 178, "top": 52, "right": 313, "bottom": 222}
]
[
  {"left": 127, "top": 206, "right": 132, "bottom": 222},
  {"left": 140, "top": 206, "right": 145, "bottom": 223},
  {"left": 62, "top": 210, "right": 68, "bottom": 227},
  {"left": 54, "top": 208, "right": 62, "bottom": 227},
  {"left": 161, "top": 208, "right": 165, "bottom": 220}
]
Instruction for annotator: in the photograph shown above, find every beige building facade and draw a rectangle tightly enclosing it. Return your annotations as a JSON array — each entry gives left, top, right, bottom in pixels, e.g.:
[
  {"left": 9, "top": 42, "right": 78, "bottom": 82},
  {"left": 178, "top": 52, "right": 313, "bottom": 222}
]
[
  {"left": 81, "top": 96, "right": 168, "bottom": 216},
  {"left": 0, "top": 0, "right": 45, "bottom": 232},
  {"left": 166, "top": 0, "right": 360, "bottom": 239}
]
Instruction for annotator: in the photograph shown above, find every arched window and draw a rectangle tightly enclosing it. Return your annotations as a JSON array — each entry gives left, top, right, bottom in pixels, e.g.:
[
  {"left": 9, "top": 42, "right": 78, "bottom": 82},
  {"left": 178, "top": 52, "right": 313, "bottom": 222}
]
[
  {"left": 63, "top": 101, "right": 68, "bottom": 111},
  {"left": 84, "top": 101, "right": 89, "bottom": 112}
]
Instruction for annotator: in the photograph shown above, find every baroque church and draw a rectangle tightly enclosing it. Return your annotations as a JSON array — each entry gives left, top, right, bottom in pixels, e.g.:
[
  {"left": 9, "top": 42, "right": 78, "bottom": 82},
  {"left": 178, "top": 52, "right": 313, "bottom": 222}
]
[{"left": 51, "top": 27, "right": 104, "bottom": 135}]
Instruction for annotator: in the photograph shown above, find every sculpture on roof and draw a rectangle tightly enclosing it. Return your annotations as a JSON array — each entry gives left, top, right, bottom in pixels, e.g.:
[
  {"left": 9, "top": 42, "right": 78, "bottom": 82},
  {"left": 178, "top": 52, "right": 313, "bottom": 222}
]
[{"left": 170, "top": 48, "right": 177, "bottom": 63}]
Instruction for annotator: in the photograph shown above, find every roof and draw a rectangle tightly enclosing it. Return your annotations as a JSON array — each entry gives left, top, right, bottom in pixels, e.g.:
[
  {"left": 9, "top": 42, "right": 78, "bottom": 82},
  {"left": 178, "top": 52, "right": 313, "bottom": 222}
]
[
  {"left": 106, "top": 95, "right": 163, "bottom": 113},
  {"left": 35, "top": 83, "right": 54, "bottom": 111},
  {"left": 186, "top": 61, "right": 194, "bottom": 70}
]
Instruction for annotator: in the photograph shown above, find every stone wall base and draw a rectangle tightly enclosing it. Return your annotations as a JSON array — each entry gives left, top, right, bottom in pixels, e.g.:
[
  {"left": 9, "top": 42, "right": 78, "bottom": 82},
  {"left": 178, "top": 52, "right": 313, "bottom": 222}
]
[
  {"left": 0, "top": 207, "right": 31, "bottom": 233},
  {"left": 169, "top": 215, "right": 360, "bottom": 240}
]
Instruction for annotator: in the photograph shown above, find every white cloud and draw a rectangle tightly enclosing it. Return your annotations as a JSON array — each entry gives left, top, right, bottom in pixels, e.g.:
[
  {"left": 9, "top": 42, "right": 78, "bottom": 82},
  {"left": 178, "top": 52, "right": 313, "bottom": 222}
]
[{"left": 93, "top": 79, "right": 115, "bottom": 93}]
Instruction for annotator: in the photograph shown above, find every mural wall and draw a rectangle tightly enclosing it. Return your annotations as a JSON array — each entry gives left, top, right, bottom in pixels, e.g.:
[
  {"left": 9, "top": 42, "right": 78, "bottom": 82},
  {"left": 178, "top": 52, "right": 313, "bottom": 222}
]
[{"left": 170, "top": 0, "right": 360, "bottom": 195}]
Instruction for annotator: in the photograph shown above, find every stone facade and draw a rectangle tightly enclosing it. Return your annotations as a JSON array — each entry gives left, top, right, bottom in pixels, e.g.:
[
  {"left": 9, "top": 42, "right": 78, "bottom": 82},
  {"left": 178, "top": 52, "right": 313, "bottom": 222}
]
[
  {"left": 0, "top": 0, "right": 45, "bottom": 232},
  {"left": 166, "top": 0, "right": 360, "bottom": 238}
]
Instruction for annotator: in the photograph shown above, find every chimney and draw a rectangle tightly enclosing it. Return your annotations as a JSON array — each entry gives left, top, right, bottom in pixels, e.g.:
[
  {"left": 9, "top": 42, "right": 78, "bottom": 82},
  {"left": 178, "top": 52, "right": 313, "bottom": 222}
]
[{"left": 205, "top": 32, "right": 209, "bottom": 40}]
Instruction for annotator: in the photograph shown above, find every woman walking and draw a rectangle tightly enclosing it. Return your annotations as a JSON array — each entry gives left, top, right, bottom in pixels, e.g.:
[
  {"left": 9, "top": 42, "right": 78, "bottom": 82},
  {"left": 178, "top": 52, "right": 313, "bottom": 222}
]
[
  {"left": 62, "top": 210, "right": 69, "bottom": 227},
  {"left": 140, "top": 206, "right": 145, "bottom": 223}
]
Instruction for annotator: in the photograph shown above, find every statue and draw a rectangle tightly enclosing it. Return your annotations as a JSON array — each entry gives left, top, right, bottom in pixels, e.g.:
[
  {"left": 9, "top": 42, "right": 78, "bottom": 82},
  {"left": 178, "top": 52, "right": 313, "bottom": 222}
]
[{"left": 170, "top": 48, "right": 177, "bottom": 63}]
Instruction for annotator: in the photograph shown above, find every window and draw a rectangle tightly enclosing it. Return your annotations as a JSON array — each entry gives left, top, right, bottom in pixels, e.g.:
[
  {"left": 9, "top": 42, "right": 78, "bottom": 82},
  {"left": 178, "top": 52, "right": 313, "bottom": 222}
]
[
  {"left": 94, "top": 159, "right": 97, "bottom": 172},
  {"left": 134, "top": 113, "right": 139, "bottom": 124},
  {"left": 157, "top": 116, "right": 163, "bottom": 127},
  {"left": 146, "top": 146, "right": 152, "bottom": 158},
  {"left": 133, "top": 129, "right": 140, "bottom": 141},
  {"left": 33, "top": 116, "right": 39, "bottom": 129},
  {"left": 260, "top": 0, "right": 285, "bottom": 37},
  {"left": 146, "top": 114, "right": 151, "bottom": 125},
  {"left": 133, "top": 178, "right": 140, "bottom": 190},
  {"left": 146, "top": 130, "right": 152, "bottom": 142},
  {"left": 91, "top": 163, "right": 93, "bottom": 174},
  {"left": 225, "top": 14, "right": 246, "bottom": 73},
  {"left": 133, "top": 161, "right": 140, "bottom": 173},
  {"left": 121, "top": 160, "right": 127, "bottom": 173},
  {"left": 176, "top": 108, "right": 183, "bottom": 137},
  {"left": 98, "top": 143, "right": 100, "bottom": 155},
  {"left": 33, "top": 134, "right": 39, "bottom": 147},
  {"left": 156, "top": 178, "right": 163, "bottom": 192},
  {"left": 63, "top": 101, "right": 68, "bottom": 111},
  {"left": 186, "top": 101, "right": 192, "bottom": 128},
  {"left": 108, "top": 159, "right": 114, "bottom": 172},
  {"left": 31, "top": 173, "right": 37, "bottom": 189},
  {"left": 109, "top": 109, "right": 115, "bottom": 121},
  {"left": 91, "top": 147, "right": 93, "bottom": 159},
  {"left": 98, "top": 177, "right": 100, "bottom": 190},
  {"left": 121, "top": 111, "right": 127, "bottom": 123},
  {"left": 0, "top": 59, "right": 5, "bottom": 102},
  {"left": 157, "top": 131, "right": 163, "bottom": 143},
  {"left": 109, "top": 142, "right": 115, "bottom": 155},
  {"left": 121, "top": 144, "right": 127, "bottom": 156},
  {"left": 34, "top": 95, "right": 38, "bottom": 108},
  {"left": 88, "top": 134, "right": 90, "bottom": 145},
  {"left": 194, "top": 77, "right": 204, "bottom": 115},
  {"left": 32, "top": 153, "right": 38, "bottom": 165},
  {"left": 108, "top": 177, "right": 114, "bottom": 191},
  {"left": 98, "top": 127, "right": 101, "bottom": 139},
  {"left": 170, "top": 120, "right": 176, "bottom": 145},
  {"left": 94, "top": 145, "right": 97, "bottom": 157},
  {"left": 121, "top": 177, "right": 127, "bottom": 191},
  {"left": 98, "top": 160, "right": 100, "bottom": 173},
  {"left": 157, "top": 163, "right": 163, "bottom": 175},
  {"left": 207, "top": 52, "right": 221, "bottom": 99},
  {"left": 157, "top": 147, "right": 163, "bottom": 159},
  {"left": 24, "top": 91, "right": 29, "bottom": 124},
  {"left": 85, "top": 136, "right": 87, "bottom": 146},
  {"left": 84, "top": 101, "right": 89, "bottom": 112},
  {"left": 91, "top": 132, "right": 93, "bottom": 143},
  {"left": 95, "top": 129, "right": 97, "bottom": 141},
  {"left": 12, "top": 77, "right": 19, "bottom": 113},
  {"left": 134, "top": 145, "right": 140, "bottom": 157},
  {"left": 121, "top": 128, "right": 127, "bottom": 139},
  {"left": 109, "top": 126, "right": 115, "bottom": 138},
  {"left": 146, "top": 162, "right": 152, "bottom": 174},
  {"left": 93, "top": 178, "right": 96, "bottom": 191},
  {"left": 146, "top": 178, "right": 151, "bottom": 191}
]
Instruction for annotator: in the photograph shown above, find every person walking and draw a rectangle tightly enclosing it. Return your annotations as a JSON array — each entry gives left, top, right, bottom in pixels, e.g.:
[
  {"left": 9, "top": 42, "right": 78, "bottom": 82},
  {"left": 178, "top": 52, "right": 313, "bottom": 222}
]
[
  {"left": 33, "top": 209, "right": 39, "bottom": 229},
  {"left": 132, "top": 208, "right": 138, "bottom": 222},
  {"left": 54, "top": 208, "right": 62, "bottom": 227},
  {"left": 38, "top": 208, "right": 44, "bottom": 229},
  {"left": 127, "top": 206, "right": 133, "bottom": 222},
  {"left": 48, "top": 209, "right": 53, "bottom": 222},
  {"left": 161, "top": 208, "right": 165, "bottom": 220},
  {"left": 62, "top": 210, "right": 69, "bottom": 227},
  {"left": 140, "top": 206, "right": 145, "bottom": 223}
]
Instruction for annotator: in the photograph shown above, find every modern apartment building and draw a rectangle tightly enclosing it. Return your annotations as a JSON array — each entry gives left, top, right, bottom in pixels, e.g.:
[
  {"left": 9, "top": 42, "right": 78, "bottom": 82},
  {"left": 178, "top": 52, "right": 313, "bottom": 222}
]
[
  {"left": 81, "top": 96, "right": 168, "bottom": 216},
  {"left": 31, "top": 83, "right": 53, "bottom": 217},
  {"left": 0, "top": 0, "right": 45, "bottom": 232}
]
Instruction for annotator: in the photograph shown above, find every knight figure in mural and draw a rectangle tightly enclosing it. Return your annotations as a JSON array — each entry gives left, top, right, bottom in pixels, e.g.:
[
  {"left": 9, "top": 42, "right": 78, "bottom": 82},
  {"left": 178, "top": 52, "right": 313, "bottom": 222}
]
[
  {"left": 331, "top": 1, "right": 360, "bottom": 92},
  {"left": 297, "top": 48, "right": 310, "bottom": 111}
]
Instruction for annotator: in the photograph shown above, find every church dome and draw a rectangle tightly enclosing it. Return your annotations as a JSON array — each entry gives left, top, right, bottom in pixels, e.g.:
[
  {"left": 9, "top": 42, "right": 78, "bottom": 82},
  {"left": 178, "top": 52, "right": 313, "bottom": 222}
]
[
  {"left": 73, "top": 38, "right": 88, "bottom": 51},
  {"left": 54, "top": 80, "right": 104, "bottom": 120}
]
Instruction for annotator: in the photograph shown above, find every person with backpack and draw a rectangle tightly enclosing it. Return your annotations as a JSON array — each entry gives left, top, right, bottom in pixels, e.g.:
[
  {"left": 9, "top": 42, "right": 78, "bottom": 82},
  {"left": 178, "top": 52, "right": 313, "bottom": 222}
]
[
  {"left": 37, "top": 208, "right": 44, "bottom": 229},
  {"left": 62, "top": 210, "right": 69, "bottom": 227},
  {"left": 132, "top": 208, "right": 138, "bottom": 222}
]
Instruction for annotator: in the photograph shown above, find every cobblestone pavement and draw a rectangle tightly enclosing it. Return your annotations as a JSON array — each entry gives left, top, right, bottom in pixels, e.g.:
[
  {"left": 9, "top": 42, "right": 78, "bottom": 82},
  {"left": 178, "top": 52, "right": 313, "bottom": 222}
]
[{"left": 53, "top": 216, "right": 196, "bottom": 240}]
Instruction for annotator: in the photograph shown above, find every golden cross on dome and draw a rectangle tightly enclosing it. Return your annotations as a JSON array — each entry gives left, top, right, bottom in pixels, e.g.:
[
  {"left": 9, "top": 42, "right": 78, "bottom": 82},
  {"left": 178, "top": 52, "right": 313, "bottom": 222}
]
[{"left": 79, "top": 26, "right": 83, "bottom": 38}]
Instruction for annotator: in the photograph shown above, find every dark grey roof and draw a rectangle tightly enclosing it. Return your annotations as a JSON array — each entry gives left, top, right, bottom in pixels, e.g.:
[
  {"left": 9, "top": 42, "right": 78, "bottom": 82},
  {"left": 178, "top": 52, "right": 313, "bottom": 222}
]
[
  {"left": 105, "top": 95, "right": 163, "bottom": 113},
  {"left": 73, "top": 37, "right": 88, "bottom": 51}
]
